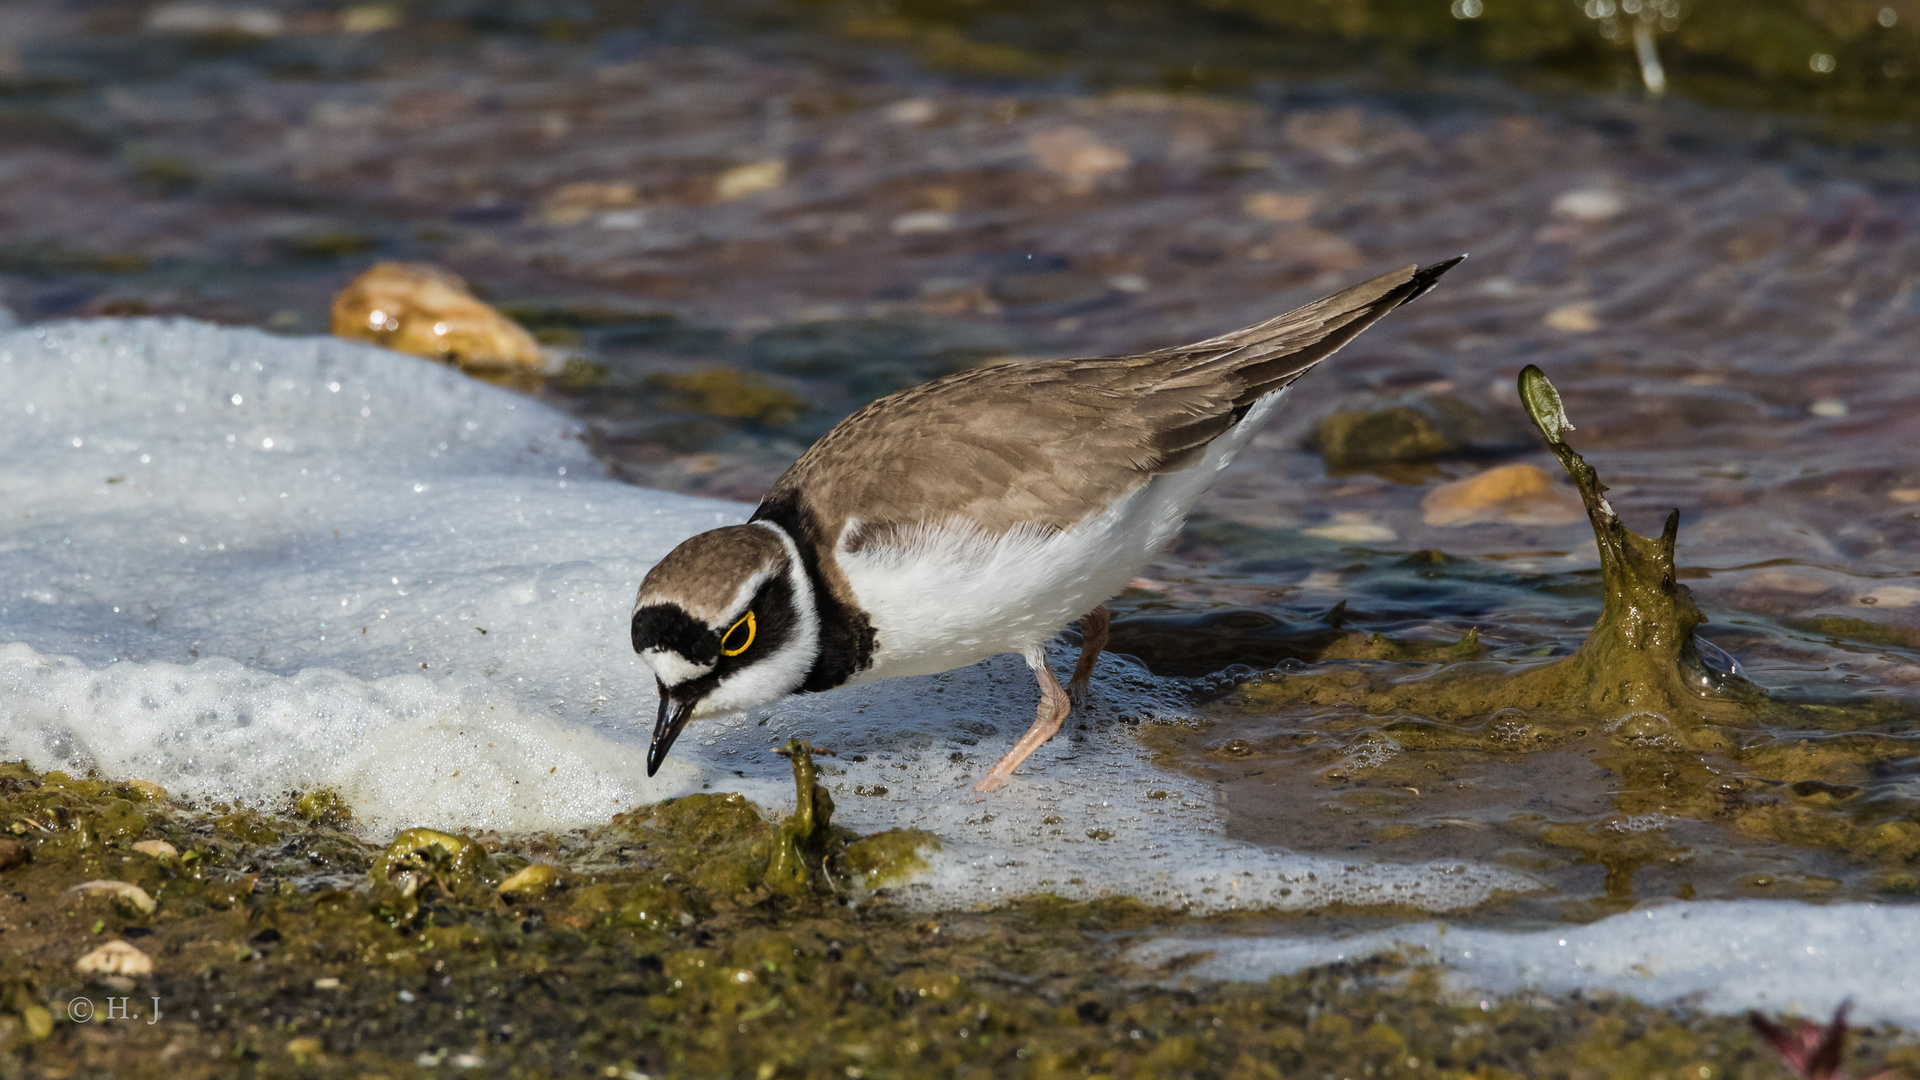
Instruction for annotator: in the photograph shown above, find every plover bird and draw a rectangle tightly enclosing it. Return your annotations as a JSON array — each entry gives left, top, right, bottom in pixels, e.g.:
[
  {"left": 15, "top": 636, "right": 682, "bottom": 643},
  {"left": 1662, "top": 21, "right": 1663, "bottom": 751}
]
[{"left": 632, "top": 258, "right": 1461, "bottom": 790}]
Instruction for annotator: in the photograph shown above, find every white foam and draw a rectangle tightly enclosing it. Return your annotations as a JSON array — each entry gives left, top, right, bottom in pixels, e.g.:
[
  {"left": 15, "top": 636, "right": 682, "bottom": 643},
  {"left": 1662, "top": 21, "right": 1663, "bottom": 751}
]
[
  {"left": 0, "top": 318, "right": 1539, "bottom": 913},
  {"left": 1131, "top": 901, "right": 1920, "bottom": 1027}
]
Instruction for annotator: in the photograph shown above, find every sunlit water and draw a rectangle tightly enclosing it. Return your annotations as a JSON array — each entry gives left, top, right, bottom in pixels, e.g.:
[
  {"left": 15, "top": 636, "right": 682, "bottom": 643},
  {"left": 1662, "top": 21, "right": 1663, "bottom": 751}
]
[{"left": 2, "top": 1, "right": 1917, "bottom": 926}]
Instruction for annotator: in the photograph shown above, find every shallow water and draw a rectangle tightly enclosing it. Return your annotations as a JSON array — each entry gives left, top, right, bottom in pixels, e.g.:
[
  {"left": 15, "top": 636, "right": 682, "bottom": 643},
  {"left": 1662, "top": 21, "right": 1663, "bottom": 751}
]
[{"left": 3, "top": 1, "right": 1919, "bottom": 923}]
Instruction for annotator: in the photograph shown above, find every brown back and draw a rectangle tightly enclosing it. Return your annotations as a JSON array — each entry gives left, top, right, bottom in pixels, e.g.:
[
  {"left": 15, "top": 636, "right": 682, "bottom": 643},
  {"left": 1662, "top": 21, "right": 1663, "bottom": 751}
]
[{"left": 761, "top": 259, "right": 1458, "bottom": 549}]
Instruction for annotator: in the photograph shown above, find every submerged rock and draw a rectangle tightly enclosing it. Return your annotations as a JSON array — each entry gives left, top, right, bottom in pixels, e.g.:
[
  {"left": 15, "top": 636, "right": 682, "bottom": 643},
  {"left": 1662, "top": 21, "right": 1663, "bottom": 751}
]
[
  {"left": 1421, "top": 462, "right": 1586, "bottom": 526},
  {"left": 1310, "top": 392, "right": 1529, "bottom": 467},
  {"left": 331, "top": 262, "right": 546, "bottom": 371}
]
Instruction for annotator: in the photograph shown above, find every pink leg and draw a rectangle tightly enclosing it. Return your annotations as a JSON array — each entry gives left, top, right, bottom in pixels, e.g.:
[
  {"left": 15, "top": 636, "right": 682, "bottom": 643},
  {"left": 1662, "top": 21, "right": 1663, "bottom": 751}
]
[
  {"left": 1067, "top": 605, "right": 1110, "bottom": 709},
  {"left": 972, "top": 652, "right": 1073, "bottom": 793}
]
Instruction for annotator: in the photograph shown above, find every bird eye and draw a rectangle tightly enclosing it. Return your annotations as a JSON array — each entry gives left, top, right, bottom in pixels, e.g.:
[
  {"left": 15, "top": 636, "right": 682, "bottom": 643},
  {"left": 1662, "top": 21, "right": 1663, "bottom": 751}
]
[{"left": 720, "top": 611, "right": 756, "bottom": 656}]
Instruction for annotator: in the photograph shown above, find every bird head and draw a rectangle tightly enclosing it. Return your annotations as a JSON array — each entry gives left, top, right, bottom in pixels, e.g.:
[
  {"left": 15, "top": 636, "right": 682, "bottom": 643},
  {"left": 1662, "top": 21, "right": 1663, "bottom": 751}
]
[{"left": 630, "top": 523, "right": 818, "bottom": 776}]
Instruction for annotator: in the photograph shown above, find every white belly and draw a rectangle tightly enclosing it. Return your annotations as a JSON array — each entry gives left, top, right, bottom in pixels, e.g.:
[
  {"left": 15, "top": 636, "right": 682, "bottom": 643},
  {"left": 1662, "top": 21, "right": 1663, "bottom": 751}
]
[{"left": 837, "top": 387, "right": 1289, "bottom": 682}]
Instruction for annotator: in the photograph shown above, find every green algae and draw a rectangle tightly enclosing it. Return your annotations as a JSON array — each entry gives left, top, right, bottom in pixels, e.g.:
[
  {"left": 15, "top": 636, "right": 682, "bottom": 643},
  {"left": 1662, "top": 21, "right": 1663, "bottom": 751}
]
[
  {"left": 9, "top": 757, "right": 1917, "bottom": 1077},
  {"left": 1152, "top": 367, "right": 1920, "bottom": 908},
  {"left": 795, "top": 0, "right": 1920, "bottom": 128},
  {"left": 644, "top": 368, "right": 810, "bottom": 427},
  {"left": 293, "top": 788, "right": 353, "bottom": 827}
]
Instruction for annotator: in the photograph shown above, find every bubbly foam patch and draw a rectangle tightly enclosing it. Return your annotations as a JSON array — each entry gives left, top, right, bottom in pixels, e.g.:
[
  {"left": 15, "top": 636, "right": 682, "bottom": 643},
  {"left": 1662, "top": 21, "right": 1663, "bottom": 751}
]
[
  {"left": 1131, "top": 901, "right": 1920, "bottom": 1027},
  {"left": 0, "top": 318, "right": 1539, "bottom": 912}
]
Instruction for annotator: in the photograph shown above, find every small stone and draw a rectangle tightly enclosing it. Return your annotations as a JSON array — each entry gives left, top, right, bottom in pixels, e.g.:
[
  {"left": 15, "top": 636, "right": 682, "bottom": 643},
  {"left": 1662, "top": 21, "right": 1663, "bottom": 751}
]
[
  {"left": 0, "top": 837, "right": 27, "bottom": 871},
  {"left": 1304, "top": 514, "right": 1397, "bottom": 543},
  {"left": 313, "top": 977, "right": 342, "bottom": 990},
  {"left": 1857, "top": 585, "right": 1920, "bottom": 608},
  {"left": 286, "top": 1036, "right": 323, "bottom": 1059},
  {"left": 1809, "top": 398, "right": 1849, "bottom": 418},
  {"left": 340, "top": 4, "right": 401, "bottom": 33},
  {"left": 884, "top": 98, "right": 937, "bottom": 124},
  {"left": 68, "top": 880, "right": 158, "bottom": 915},
  {"left": 331, "top": 262, "right": 545, "bottom": 372},
  {"left": 497, "top": 863, "right": 559, "bottom": 897},
  {"left": 1313, "top": 405, "right": 1456, "bottom": 465},
  {"left": 1422, "top": 463, "right": 1586, "bottom": 527},
  {"left": 1027, "top": 127, "right": 1130, "bottom": 192},
  {"left": 124, "top": 779, "right": 168, "bottom": 802},
  {"left": 714, "top": 159, "right": 786, "bottom": 201},
  {"left": 1551, "top": 188, "right": 1624, "bottom": 222},
  {"left": 132, "top": 839, "right": 179, "bottom": 859},
  {"left": 75, "top": 940, "right": 154, "bottom": 977},
  {"left": 1309, "top": 392, "right": 1530, "bottom": 468},
  {"left": 1242, "top": 191, "right": 1318, "bottom": 222},
  {"left": 535, "top": 181, "right": 639, "bottom": 226},
  {"left": 1889, "top": 487, "right": 1920, "bottom": 503},
  {"left": 1543, "top": 302, "right": 1599, "bottom": 332},
  {"left": 145, "top": 3, "right": 283, "bottom": 36},
  {"left": 890, "top": 210, "right": 956, "bottom": 235}
]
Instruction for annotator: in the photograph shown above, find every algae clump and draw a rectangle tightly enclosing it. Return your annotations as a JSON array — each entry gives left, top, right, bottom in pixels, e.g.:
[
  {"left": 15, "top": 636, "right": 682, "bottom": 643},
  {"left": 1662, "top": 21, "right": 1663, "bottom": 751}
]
[{"left": 1240, "top": 365, "right": 1764, "bottom": 726}]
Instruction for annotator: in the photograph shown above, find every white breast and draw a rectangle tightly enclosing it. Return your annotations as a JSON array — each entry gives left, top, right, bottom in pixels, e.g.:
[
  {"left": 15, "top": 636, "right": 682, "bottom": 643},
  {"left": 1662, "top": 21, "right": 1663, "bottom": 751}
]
[{"left": 837, "top": 387, "right": 1290, "bottom": 682}]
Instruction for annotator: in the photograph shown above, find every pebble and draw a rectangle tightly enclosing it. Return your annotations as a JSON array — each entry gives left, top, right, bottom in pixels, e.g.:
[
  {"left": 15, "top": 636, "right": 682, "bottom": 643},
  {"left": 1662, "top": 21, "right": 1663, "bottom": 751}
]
[
  {"left": 132, "top": 839, "right": 179, "bottom": 858},
  {"left": 536, "top": 181, "right": 639, "bottom": 226},
  {"left": 330, "top": 262, "right": 545, "bottom": 371},
  {"left": 145, "top": 3, "right": 283, "bottom": 36},
  {"left": 1857, "top": 585, "right": 1920, "bottom": 608},
  {"left": 891, "top": 210, "right": 956, "bottom": 235},
  {"left": 1551, "top": 188, "right": 1625, "bottom": 222},
  {"left": 1421, "top": 463, "right": 1586, "bottom": 527},
  {"left": 714, "top": 160, "right": 786, "bottom": 200},
  {"left": 68, "top": 879, "right": 157, "bottom": 915},
  {"left": 498, "top": 863, "right": 560, "bottom": 897},
  {"left": 1304, "top": 513, "right": 1397, "bottom": 543},
  {"left": 75, "top": 940, "right": 154, "bottom": 977},
  {"left": 1242, "top": 191, "right": 1318, "bottom": 222},
  {"left": 0, "top": 837, "right": 27, "bottom": 871},
  {"left": 1543, "top": 302, "right": 1599, "bottom": 332},
  {"left": 1027, "top": 127, "right": 1130, "bottom": 192}
]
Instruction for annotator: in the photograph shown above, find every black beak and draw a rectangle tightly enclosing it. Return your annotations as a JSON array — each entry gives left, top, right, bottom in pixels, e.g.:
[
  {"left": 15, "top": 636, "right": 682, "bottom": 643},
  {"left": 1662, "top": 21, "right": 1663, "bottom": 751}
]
[{"left": 647, "top": 680, "right": 698, "bottom": 777}]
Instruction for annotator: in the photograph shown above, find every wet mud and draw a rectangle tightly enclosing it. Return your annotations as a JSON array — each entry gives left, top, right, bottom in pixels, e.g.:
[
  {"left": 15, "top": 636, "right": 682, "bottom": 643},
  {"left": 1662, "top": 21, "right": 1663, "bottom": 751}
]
[{"left": 7, "top": 752, "right": 1919, "bottom": 1079}]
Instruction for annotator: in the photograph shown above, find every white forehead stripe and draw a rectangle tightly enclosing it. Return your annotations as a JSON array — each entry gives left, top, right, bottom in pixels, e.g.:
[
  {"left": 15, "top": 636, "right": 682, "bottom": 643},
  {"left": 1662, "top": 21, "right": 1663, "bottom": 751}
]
[
  {"left": 641, "top": 648, "right": 714, "bottom": 688},
  {"left": 720, "top": 567, "right": 773, "bottom": 627}
]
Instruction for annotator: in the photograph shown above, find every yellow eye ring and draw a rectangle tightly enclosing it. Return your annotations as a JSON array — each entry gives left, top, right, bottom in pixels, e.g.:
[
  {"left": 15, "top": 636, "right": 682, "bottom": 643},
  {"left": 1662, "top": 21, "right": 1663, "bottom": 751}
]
[{"left": 720, "top": 611, "right": 756, "bottom": 656}]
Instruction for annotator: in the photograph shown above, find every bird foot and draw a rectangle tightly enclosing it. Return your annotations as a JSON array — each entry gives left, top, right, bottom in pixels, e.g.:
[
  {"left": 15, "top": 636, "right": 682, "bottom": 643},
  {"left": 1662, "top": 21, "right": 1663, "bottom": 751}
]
[{"left": 1067, "top": 679, "right": 1091, "bottom": 711}]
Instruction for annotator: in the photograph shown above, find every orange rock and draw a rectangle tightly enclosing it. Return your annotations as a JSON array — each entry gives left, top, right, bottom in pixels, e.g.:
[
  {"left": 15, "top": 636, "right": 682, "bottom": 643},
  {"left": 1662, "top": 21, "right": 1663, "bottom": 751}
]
[
  {"left": 331, "top": 262, "right": 544, "bottom": 371},
  {"left": 1422, "top": 463, "right": 1586, "bottom": 527}
]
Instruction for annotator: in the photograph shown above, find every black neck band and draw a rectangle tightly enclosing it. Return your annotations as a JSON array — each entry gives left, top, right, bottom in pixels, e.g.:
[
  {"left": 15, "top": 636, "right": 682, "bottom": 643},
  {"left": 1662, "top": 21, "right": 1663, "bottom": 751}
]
[{"left": 751, "top": 496, "right": 876, "bottom": 693}]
